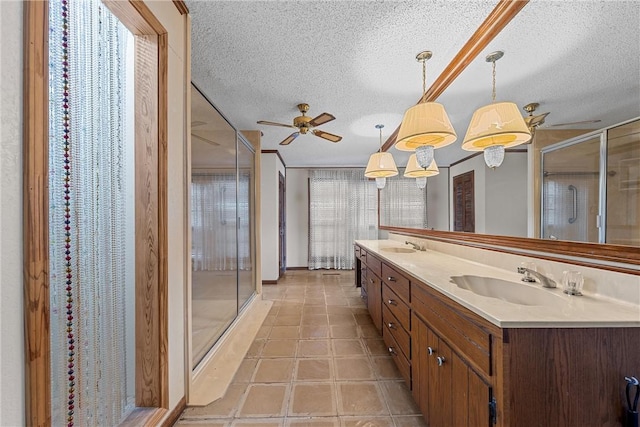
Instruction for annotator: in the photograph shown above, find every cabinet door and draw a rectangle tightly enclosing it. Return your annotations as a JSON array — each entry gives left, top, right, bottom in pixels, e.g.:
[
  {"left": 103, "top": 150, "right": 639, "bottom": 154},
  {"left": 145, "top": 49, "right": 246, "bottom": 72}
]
[{"left": 366, "top": 270, "right": 382, "bottom": 333}]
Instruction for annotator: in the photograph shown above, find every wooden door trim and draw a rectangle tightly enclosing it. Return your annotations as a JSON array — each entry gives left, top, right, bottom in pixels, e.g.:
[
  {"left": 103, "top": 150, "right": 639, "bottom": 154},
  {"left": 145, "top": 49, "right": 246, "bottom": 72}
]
[{"left": 23, "top": 1, "right": 170, "bottom": 424}]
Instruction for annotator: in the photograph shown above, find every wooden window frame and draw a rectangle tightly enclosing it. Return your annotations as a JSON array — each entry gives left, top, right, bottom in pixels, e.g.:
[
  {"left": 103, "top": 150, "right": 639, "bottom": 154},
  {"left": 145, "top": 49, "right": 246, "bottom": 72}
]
[{"left": 23, "top": 1, "right": 169, "bottom": 425}]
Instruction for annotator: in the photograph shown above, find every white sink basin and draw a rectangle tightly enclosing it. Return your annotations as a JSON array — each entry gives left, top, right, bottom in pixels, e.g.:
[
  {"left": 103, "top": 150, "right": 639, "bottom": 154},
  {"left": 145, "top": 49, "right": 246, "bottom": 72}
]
[
  {"left": 381, "top": 247, "right": 416, "bottom": 254},
  {"left": 450, "top": 275, "right": 563, "bottom": 306}
]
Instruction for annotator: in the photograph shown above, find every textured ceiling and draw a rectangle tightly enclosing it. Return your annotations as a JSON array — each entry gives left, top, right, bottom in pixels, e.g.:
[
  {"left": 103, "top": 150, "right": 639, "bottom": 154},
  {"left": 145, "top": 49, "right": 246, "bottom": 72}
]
[{"left": 188, "top": 0, "right": 640, "bottom": 168}]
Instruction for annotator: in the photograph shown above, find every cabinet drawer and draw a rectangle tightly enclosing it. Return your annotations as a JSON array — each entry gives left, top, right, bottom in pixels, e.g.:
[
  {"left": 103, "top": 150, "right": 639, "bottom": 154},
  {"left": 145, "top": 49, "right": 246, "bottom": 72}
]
[
  {"left": 383, "top": 304, "right": 410, "bottom": 360},
  {"left": 412, "top": 283, "right": 492, "bottom": 376},
  {"left": 383, "top": 326, "right": 412, "bottom": 388},
  {"left": 365, "top": 253, "right": 382, "bottom": 278},
  {"left": 382, "top": 263, "right": 410, "bottom": 303},
  {"left": 382, "top": 284, "right": 410, "bottom": 331}
]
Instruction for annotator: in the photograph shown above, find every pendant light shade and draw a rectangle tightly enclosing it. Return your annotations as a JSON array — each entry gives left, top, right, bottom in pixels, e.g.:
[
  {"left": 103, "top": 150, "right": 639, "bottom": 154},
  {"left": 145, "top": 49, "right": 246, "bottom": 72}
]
[
  {"left": 462, "top": 51, "right": 531, "bottom": 169},
  {"left": 403, "top": 154, "right": 439, "bottom": 178},
  {"left": 365, "top": 124, "right": 398, "bottom": 190},
  {"left": 394, "top": 51, "right": 457, "bottom": 168}
]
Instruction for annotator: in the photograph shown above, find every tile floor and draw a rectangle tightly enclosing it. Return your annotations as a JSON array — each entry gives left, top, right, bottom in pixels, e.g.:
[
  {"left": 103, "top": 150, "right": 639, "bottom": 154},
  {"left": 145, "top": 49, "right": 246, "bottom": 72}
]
[{"left": 176, "top": 270, "right": 426, "bottom": 427}]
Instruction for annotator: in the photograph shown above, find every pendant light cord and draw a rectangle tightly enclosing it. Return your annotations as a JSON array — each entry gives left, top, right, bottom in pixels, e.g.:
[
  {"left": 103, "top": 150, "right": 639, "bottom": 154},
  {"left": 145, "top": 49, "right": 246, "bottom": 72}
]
[
  {"left": 422, "top": 57, "right": 427, "bottom": 95},
  {"left": 492, "top": 59, "right": 497, "bottom": 102},
  {"left": 378, "top": 126, "right": 383, "bottom": 152}
]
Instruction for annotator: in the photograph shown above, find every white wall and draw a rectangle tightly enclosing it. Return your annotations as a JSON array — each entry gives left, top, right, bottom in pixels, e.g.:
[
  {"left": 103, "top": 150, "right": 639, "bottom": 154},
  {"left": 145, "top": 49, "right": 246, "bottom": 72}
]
[
  {"left": 426, "top": 166, "right": 450, "bottom": 231},
  {"left": 0, "top": 2, "right": 189, "bottom": 422},
  {"left": 485, "top": 153, "right": 527, "bottom": 236},
  {"left": 286, "top": 169, "right": 309, "bottom": 267},
  {"left": 260, "top": 153, "right": 285, "bottom": 280},
  {"left": 0, "top": 1, "right": 25, "bottom": 425}
]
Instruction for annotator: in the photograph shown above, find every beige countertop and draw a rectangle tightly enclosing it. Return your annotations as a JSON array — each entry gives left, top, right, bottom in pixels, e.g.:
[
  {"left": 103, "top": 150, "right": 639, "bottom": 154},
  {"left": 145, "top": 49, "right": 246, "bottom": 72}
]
[{"left": 355, "top": 239, "right": 640, "bottom": 328}]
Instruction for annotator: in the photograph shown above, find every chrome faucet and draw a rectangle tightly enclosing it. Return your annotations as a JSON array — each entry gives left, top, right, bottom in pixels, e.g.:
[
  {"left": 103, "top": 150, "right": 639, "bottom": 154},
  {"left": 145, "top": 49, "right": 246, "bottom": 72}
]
[
  {"left": 517, "top": 267, "right": 557, "bottom": 288},
  {"left": 405, "top": 241, "right": 424, "bottom": 251}
]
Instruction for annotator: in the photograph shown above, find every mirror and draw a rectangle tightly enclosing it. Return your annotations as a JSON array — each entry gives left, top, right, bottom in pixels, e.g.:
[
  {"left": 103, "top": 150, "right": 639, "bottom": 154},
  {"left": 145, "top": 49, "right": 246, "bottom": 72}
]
[{"left": 380, "top": 1, "right": 640, "bottom": 249}]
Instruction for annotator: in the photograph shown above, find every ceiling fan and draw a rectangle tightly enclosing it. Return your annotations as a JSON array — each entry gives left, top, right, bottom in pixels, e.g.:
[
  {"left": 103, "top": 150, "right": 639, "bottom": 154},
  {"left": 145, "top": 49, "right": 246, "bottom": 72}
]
[
  {"left": 257, "top": 103, "right": 342, "bottom": 146},
  {"left": 523, "top": 103, "right": 550, "bottom": 138}
]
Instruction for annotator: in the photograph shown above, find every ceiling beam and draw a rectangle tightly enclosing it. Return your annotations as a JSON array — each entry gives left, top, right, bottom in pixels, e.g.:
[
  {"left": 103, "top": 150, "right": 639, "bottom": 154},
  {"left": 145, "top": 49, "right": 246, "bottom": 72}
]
[{"left": 381, "top": 0, "right": 529, "bottom": 152}]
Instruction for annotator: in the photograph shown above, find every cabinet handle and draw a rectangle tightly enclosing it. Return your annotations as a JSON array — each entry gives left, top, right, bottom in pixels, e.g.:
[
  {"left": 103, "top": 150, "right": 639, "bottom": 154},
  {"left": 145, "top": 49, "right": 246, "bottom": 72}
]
[
  {"left": 387, "top": 299, "right": 397, "bottom": 306},
  {"left": 437, "top": 356, "right": 446, "bottom": 366},
  {"left": 387, "top": 276, "right": 396, "bottom": 282},
  {"left": 387, "top": 322, "right": 395, "bottom": 330},
  {"left": 388, "top": 347, "right": 396, "bottom": 355},
  {"left": 427, "top": 346, "right": 434, "bottom": 356}
]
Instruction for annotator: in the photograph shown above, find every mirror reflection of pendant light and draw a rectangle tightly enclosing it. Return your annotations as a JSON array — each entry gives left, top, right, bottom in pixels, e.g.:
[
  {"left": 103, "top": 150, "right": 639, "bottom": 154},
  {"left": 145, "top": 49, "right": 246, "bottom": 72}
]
[
  {"left": 403, "top": 154, "right": 439, "bottom": 189},
  {"left": 461, "top": 51, "right": 531, "bottom": 169},
  {"left": 365, "top": 124, "right": 398, "bottom": 189},
  {"left": 395, "top": 51, "right": 457, "bottom": 168}
]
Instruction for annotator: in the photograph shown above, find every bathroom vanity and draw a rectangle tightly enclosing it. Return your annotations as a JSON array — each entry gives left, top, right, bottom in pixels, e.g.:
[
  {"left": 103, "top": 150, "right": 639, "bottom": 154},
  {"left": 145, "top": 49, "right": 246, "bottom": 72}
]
[{"left": 354, "top": 240, "right": 640, "bottom": 427}]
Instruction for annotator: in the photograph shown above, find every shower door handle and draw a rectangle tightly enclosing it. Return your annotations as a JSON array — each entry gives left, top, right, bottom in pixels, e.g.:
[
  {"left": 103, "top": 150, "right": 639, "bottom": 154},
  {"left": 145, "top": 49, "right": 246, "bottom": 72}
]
[{"left": 568, "top": 185, "right": 577, "bottom": 224}]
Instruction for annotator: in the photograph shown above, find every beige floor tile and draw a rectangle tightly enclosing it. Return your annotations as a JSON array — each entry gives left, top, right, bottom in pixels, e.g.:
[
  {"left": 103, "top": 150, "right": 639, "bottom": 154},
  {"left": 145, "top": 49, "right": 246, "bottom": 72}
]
[
  {"left": 246, "top": 340, "right": 266, "bottom": 358},
  {"left": 304, "top": 297, "right": 326, "bottom": 305},
  {"left": 230, "top": 419, "right": 284, "bottom": 426},
  {"left": 262, "top": 315, "right": 277, "bottom": 326},
  {"left": 286, "top": 417, "right": 339, "bottom": 426},
  {"left": 337, "top": 382, "right": 387, "bottom": 416},
  {"left": 340, "top": 416, "right": 393, "bottom": 427},
  {"left": 300, "top": 325, "right": 330, "bottom": 339},
  {"left": 327, "top": 306, "right": 353, "bottom": 315},
  {"left": 262, "top": 340, "right": 298, "bottom": 358},
  {"left": 268, "top": 326, "right": 300, "bottom": 340},
  {"left": 332, "top": 339, "right": 366, "bottom": 356},
  {"left": 252, "top": 358, "right": 294, "bottom": 383},
  {"left": 380, "top": 381, "right": 421, "bottom": 415},
  {"left": 328, "top": 314, "right": 356, "bottom": 326},
  {"left": 297, "top": 339, "right": 331, "bottom": 357},
  {"left": 330, "top": 325, "right": 359, "bottom": 339},
  {"left": 275, "top": 314, "right": 302, "bottom": 326},
  {"left": 255, "top": 325, "right": 272, "bottom": 340},
  {"left": 358, "top": 324, "right": 381, "bottom": 338},
  {"left": 354, "top": 313, "right": 374, "bottom": 326},
  {"left": 363, "top": 338, "right": 388, "bottom": 356},
  {"left": 325, "top": 297, "right": 349, "bottom": 306},
  {"left": 175, "top": 421, "right": 231, "bottom": 427},
  {"left": 182, "top": 383, "right": 247, "bottom": 418},
  {"left": 278, "top": 305, "right": 303, "bottom": 315},
  {"left": 391, "top": 415, "right": 427, "bottom": 427},
  {"left": 288, "top": 383, "right": 336, "bottom": 416},
  {"left": 370, "top": 357, "right": 402, "bottom": 380},
  {"left": 301, "top": 314, "right": 329, "bottom": 326},
  {"left": 302, "top": 305, "right": 327, "bottom": 315},
  {"left": 236, "top": 384, "right": 288, "bottom": 417},
  {"left": 347, "top": 297, "right": 366, "bottom": 306},
  {"left": 232, "top": 359, "right": 259, "bottom": 383},
  {"left": 294, "top": 358, "right": 332, "bottom": 381},
  {"left": 333, "top": 357, "right": 375, "bottom": 380}
]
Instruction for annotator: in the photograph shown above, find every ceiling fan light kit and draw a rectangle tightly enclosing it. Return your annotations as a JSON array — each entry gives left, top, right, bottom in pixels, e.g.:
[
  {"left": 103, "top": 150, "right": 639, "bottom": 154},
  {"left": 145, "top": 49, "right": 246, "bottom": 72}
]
[
  {"left": 257, "top": 103, "right": 342, "bottom": 146},
  {"left": 365, "top": 124, "right": 398, "bottom": 190},
  {"left": 462, "top": 51, "right": 531, "bottom": 169},
  {"left": 395, "top": 51, "right": 457, "bottom": 169}
]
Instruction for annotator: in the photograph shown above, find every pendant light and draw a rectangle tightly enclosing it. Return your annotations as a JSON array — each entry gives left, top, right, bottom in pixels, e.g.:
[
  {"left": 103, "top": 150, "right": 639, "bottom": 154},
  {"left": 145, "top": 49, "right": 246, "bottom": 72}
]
[
  {"left": 403, "top": 154, "right": 439, "bottom": 189},
  {"left": 365, "top": 124, "right": 398, "bottom": 189},
  {"left": 461, "top": 51, "right": 531, "bottom": 169},
  {"left": 395, "top": 51, "right": 457, "bottom": 168}
]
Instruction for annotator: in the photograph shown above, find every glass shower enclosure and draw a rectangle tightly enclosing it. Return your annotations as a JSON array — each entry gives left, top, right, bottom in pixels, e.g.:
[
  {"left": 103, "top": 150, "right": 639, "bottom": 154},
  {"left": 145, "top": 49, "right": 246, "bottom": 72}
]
[{"left": 541, "top": 118, "right": 639, "bottom": 246}]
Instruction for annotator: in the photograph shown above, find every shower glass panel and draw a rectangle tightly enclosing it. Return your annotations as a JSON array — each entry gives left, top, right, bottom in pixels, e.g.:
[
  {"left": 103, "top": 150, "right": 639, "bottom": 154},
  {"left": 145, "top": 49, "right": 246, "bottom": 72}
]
[
  {"left": 191, "top": 86, "right": 239, "bottom": 366},
  {"left": 238, "top": 136, "right": 256, "bottom": 309},
  {"left": 606, "top": 121, "right": 640, "bottom": 245},
  {"left": 541, "top": 135, "right": 602, "bottom": 242}
]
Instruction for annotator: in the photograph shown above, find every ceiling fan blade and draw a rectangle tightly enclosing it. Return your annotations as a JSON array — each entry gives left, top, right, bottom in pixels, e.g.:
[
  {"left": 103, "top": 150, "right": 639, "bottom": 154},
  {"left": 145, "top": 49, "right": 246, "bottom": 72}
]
[
  {"left": 525, "top": 112, "right": 550, "bottom": 128},
  {"left": 257, "top": 120, "right": 297, "bottom": 129},
  {"left": 308, "top": 112, "right": 335, "bottom": 127},
  {"left": 548, "top": 119, "right": 602, "bottom": 128},
  {"left": 191, "top": 132, "right": 220, "bottom": 146},
  {"left": 312, "top": 129, "right": 342, "bottom": 143},
  {"left": 280, "top": 132, "right": 300, "bottom": 146}
]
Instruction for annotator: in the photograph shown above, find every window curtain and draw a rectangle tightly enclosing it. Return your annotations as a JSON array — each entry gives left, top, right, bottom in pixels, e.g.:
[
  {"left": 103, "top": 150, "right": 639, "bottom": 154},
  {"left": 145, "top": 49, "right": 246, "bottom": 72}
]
[
  {"left": 191, "top": 171, "right": 251, "bottom": 271},
  {"left": 308, "top": 169, "right": 378, "bottom": 269},
  {"left": 380, "top": 173, "right": 428, "bottom": 229},
  {"left": 49, "top": 0, "right": 135, "bottom": 425}
]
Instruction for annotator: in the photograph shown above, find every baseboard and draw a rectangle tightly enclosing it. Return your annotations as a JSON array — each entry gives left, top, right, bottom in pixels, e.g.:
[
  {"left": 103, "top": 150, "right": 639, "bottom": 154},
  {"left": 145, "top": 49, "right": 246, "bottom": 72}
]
[
  {"left": 286, "top": 266, "right": 309, "bottom": 270},
  {"left": 262, "top": 280, "right": 278, "bottom": 285},
  {"left": 161, "top": 396, "right": 186, "bottom": 427}
]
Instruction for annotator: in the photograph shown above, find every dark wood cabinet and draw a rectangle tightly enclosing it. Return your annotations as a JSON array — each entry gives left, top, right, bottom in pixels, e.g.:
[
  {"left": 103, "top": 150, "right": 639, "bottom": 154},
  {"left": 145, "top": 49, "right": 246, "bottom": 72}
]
[{"left": 366, "top": 271, "right": 382, "bottom": 332}]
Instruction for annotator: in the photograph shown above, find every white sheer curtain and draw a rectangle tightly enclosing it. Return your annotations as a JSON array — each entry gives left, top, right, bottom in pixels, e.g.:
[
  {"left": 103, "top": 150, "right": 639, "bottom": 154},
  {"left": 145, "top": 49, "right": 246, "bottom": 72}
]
[
  {"left": 380, "top": 172, "right": 429, "bottom": 228},
  {"left": 49, "top": 0, "right": 135, "bottom": 424},
  {"left": 309, "top": 169, "right": 378, "bottom": 269},
  {"left": 192, "top": 171, "right": 251, "bottom": 271}
]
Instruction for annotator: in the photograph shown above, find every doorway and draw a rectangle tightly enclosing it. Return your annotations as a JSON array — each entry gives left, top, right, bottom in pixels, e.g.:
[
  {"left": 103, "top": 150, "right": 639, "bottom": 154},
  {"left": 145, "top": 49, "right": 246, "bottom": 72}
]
[
  {"left": 279, "top": 172, "right": 286, "bottom": 278},
  {"left": 453, "top": 171, "right": 475, "bottom": 232}
]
